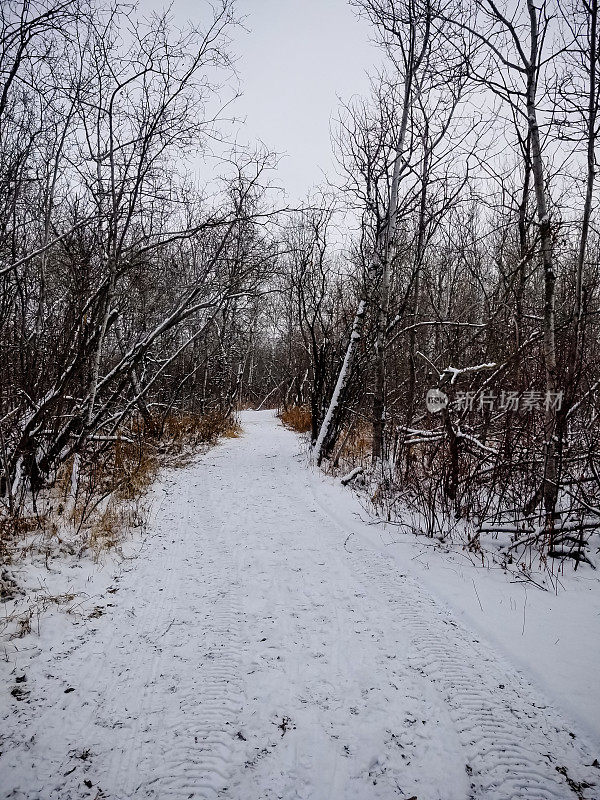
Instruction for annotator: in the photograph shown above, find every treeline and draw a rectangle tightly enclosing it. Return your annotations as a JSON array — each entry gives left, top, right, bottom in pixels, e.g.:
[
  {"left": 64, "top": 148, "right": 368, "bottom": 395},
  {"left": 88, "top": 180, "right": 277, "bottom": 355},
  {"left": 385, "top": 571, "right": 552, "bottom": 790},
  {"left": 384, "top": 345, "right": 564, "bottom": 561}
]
[
  {"left": 0, "top": 0, "right": 277, "bottom": 528},
  {"left": 259, "top": 0, "right": 600, "bottom": 567},
  {"left": 2, "top": 0, "right": 599, "bottom": 569}
]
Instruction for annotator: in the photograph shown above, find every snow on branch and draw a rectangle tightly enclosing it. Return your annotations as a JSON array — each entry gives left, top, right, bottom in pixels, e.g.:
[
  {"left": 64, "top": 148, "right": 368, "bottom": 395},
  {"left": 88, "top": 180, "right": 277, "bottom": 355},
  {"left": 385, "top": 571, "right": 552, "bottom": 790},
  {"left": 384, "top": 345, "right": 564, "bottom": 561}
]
[
  {"left": 442, "top": 362, "right": 497, "bottom": 385},
  {"left": 340, "top": 466, "right": 364, "bottom": 486}
]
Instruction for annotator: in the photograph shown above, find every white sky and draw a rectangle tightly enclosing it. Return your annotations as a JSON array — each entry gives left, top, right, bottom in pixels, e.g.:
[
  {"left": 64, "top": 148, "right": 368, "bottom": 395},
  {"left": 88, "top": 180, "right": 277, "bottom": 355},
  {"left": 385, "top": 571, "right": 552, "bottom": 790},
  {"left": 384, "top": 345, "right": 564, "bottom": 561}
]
[
  {"left": 140, "top": 0, "right": 382, "bottom": 202},
  {"left": 231, "top": 0, "right": 380, "bottom": 200}
]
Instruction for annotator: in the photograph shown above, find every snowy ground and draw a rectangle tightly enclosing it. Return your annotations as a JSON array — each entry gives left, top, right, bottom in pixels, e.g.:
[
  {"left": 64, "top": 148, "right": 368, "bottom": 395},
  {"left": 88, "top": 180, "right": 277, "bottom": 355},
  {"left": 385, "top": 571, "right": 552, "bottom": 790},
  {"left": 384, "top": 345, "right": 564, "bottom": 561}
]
[{"left": 1, "top": 409, "right": 599, "bottom": 800}]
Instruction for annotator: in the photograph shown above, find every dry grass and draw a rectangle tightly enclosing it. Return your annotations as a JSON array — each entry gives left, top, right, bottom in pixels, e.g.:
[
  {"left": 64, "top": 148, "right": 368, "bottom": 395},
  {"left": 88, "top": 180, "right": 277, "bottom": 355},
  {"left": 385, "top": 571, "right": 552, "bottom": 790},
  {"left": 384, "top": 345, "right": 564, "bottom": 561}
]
[
  {"left": 329, "top": 421, "right": 372, "bottom": 468},
  {"left": 279, "top": 406, "right": 312, "bottom": 434},
  {"left": 113, "top": 438, "right": 159, "bottom": 501},
  {"left": 62, "top": 436, "right": 159, "bottom": 551},
  {"left": 2, "top": 410, "right": 240, "bottom": 564},
  {"left": 88, "top": 503, "right": 146, "bottom": 559},
  {"left": 0, "top": 512, "right": 50, "bottom": 564},
  {"left": 162, "top": 410, "right": 241, "bottom": 451},
  {"left": 1, "top": 591, "right": 82, "bottom": 640}
]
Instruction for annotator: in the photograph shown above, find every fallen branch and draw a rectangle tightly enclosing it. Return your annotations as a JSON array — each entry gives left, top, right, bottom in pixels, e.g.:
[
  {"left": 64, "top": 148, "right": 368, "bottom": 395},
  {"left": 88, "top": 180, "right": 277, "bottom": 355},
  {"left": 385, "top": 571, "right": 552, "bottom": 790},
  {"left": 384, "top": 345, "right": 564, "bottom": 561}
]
[
  {"left": 548, "top": 548, "right": 596, "bottom": 568},
  {"left": 341, "top": 466, "right": 364, "bottom": 486}
]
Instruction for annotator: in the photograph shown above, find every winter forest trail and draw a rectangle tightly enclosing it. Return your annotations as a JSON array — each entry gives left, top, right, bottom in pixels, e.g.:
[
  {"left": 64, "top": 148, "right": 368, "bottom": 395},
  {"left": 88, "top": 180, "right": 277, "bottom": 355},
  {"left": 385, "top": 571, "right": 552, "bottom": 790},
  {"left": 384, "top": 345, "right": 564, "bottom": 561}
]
[{"left": 1, "top": 410, "right": 599, "bottom": 800}]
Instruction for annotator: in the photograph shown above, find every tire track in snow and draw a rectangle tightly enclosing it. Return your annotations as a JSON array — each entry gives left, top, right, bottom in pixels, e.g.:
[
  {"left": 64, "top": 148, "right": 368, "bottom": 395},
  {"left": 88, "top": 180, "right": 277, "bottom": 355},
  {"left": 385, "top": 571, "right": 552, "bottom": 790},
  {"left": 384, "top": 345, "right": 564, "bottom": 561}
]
[
  {"left": 222, "top": 421, "right": 469, "bottom": 800},
  {"left": 124, "top": 461, "right": 245, "bottom": 800},
  {"left": 0, "top": 459, "right": 245, "bottom": 800},
  {"left": 338, "top": 534, "right": 599, "bottom": 800}
]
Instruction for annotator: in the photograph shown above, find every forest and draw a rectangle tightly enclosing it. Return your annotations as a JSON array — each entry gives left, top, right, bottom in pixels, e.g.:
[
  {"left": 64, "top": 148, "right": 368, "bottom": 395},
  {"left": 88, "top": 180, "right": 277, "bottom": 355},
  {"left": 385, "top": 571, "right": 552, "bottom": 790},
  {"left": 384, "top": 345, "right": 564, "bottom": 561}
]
[{"left": 2, "top": 0, "right": 598, "bottom": 571}]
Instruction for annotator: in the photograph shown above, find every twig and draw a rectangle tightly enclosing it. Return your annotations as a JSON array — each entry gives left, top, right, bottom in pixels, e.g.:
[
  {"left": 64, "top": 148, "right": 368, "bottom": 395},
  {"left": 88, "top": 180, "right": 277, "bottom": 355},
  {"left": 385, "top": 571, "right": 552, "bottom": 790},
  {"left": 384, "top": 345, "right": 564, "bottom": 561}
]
[{"left": 472, "top": 579, "right": 484, "bottom": 611}]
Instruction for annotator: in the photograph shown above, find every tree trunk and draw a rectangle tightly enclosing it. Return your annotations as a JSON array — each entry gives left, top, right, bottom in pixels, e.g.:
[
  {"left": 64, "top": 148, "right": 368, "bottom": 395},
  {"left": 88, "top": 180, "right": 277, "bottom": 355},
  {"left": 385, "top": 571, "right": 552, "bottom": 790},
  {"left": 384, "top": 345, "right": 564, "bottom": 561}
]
[
  {"left": 526, "top": 0, "right": 558, "bottom": 528},
  {"left": 313, "top": 301, "right": 366, "bottom": 466}
]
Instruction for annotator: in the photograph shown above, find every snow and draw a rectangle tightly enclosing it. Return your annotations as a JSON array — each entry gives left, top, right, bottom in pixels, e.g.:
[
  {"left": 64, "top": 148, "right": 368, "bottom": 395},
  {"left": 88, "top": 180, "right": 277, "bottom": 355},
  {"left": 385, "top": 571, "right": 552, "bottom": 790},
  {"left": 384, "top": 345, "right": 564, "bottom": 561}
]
[
  {"left": 312, "top": 472, "right": 600, "bottom": 752},
  {"left": 340, "top": 465, "right": 364, "bottom": 485},
  {"left": 1, "top": 409, "right": 599, "bottom": 799},
  {"left": 442, "top": 362, "right": 497, "bottom": 384}
]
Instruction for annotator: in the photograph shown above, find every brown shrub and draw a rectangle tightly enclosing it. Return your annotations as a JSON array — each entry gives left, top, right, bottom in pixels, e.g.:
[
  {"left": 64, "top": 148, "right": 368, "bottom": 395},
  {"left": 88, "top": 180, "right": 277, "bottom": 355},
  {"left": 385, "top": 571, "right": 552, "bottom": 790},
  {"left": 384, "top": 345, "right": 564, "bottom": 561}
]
[
  {"left": 333, "top": 422, "right": 371, "bottom": 465},
  {"left": 2, "top": 410, "right": 240, "bottom": 563},
  {"left": 279, "top": 406, "right": 312, "bottom": 434},
  {"left": 162, "top": 410, "right": 240, "bottom": 450},
  {"left": 113, "top": 437, "right": 159, "bottom": 501},
  {"left": 0, "top": 513, "right": 50, "bottom": 563},
  {"left": 88, "top": 503, "right": 146, "bottom": 559}
]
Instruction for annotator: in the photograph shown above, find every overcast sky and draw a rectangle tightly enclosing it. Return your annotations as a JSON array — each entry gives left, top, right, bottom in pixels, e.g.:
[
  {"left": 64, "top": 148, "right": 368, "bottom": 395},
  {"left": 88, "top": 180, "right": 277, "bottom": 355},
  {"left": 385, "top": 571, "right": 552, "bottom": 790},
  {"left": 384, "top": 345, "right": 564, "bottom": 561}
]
[{"left": 140, "top": 0, "right": 381, "bottom": 202}]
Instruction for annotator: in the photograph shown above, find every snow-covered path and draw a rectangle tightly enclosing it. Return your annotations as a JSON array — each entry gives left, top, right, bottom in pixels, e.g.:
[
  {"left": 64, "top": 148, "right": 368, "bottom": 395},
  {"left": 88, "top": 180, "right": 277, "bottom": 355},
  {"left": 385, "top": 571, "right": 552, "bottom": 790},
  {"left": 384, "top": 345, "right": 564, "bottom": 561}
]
[{"left": 1, "top": 410, "right": 599, "bottom": 800}]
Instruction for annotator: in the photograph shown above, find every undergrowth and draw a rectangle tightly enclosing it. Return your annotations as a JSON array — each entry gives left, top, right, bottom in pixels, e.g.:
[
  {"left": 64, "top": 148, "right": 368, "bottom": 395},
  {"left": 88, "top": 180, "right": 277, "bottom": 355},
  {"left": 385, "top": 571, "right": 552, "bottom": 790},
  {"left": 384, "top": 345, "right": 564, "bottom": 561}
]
[
  {"left": 309, "top": 417, "right": 598, "bottom": 586},
  {"left": 279, "top": 405, "right": 312, "bottom": 434},
  {"left": 1, "top": 410, "right": 240, "bottom": 568}
]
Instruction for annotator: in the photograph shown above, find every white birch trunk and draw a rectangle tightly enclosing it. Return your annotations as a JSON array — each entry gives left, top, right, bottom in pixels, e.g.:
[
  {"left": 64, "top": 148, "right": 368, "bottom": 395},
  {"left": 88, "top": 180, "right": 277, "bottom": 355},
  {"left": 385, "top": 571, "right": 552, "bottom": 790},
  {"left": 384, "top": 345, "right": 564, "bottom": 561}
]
[{"left": 312, "top": 300, "right": 366, "bottom": 465}]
